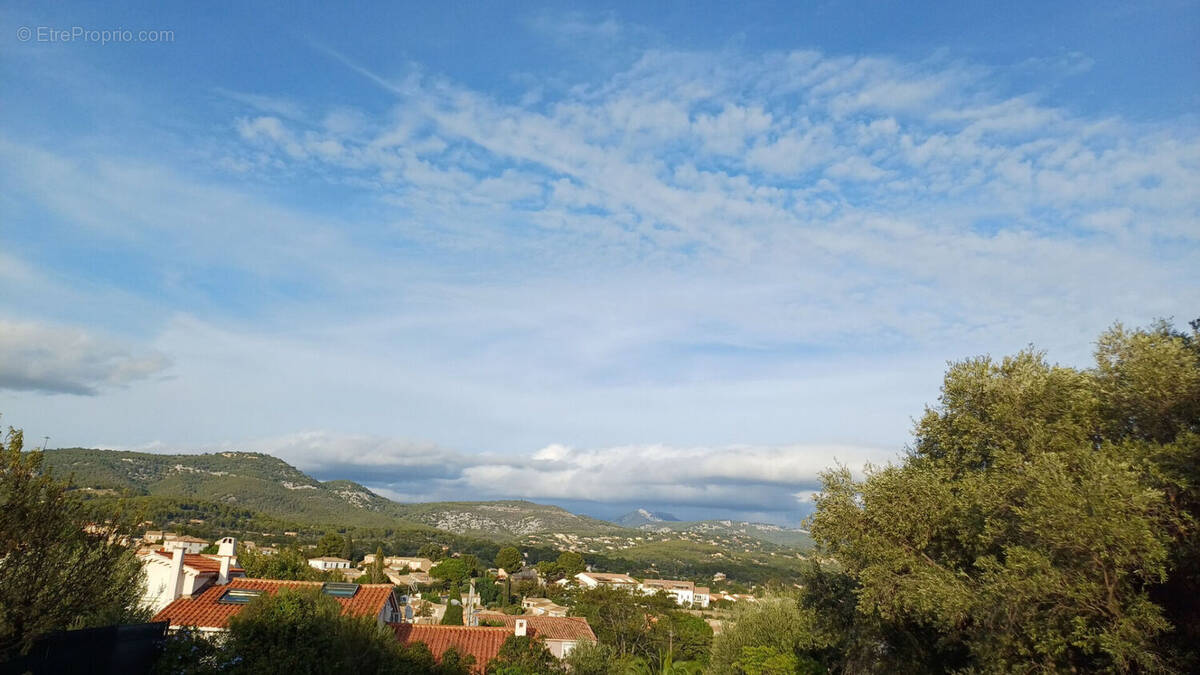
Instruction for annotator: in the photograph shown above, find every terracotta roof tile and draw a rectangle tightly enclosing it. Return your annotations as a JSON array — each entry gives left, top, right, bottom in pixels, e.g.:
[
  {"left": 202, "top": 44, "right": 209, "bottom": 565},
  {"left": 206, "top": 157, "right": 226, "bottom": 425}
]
[
  {"left": 152, "top": 579, "right": 394, "bottom": 629},
  {"left": 393, "top": 624, "right": 509, "bottom": 673},
  {"left": 145, "top": 550, "right": 245, "bottom": 576},
  {"left": 475, "top": 613, "right": 597, "bottom": 642}
]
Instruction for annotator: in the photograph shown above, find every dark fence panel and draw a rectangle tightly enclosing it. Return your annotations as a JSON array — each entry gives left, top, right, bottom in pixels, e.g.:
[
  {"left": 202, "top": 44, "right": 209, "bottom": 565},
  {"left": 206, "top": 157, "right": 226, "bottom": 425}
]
[{"left": 1, "top": 622, "right": 167, "bottom": 675}]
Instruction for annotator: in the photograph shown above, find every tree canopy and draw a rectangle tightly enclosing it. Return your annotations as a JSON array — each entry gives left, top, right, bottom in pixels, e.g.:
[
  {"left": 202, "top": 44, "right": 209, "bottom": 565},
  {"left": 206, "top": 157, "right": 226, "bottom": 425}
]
[
  {"left": 0, "top": 427, "right": 148, "bottom": 658},
  {"left": 803, "top": 320, "right": 1200, "bottom": 672}
]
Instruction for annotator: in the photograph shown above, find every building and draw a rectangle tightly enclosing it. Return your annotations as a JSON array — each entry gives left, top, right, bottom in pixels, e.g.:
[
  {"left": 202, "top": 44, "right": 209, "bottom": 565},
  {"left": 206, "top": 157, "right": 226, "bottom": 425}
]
[
  {"left": 521, "top": 597, "right": 569, "bottom": 617},
  {"left": 153, "top": 579, "right": 401, "bottom": 633},
  {"left": 474, "top": 613, "right": 597, "bottom": 658},
  {"left": 308, "top": 556, "right": 353, "bottom": 571},
  {"left": 162, "top": 535, "right": 209, "bottom": 555},
  {"left": 142, "top": 530, "right": 165, "bottom": 544},
  {"left": 395, "top": 616, "right": 597, "bottom": 672},
  {"left": 361, "top": 555, "right": 434, "bottom": 572},
  {"left": 389, "top": 571, "right": 435, "bottom": 587},
  {"left": 138, "top": 536, "right": 244, "bottom": 614},
  {"left": 640, "top": 579, "right": 710, "bottom": 608},
  {"left": 574, "top": 572, "right": 638, "bottom": 589}
]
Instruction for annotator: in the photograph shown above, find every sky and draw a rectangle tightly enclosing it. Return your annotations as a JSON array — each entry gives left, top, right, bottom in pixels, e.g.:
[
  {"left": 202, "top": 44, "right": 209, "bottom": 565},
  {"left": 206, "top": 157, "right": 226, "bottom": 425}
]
[{"left": 1, "top": 1, "right": 1197, "bottom": 525}]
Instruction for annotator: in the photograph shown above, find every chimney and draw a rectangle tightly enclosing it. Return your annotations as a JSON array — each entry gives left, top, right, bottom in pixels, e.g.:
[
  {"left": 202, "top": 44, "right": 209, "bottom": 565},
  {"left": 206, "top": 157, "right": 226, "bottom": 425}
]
[
  {"left": 166, "top": 548, "right": 185, "bottom": 601},
  {"left": 514, "top": 619, "right": 527, "bottom": 637},
  {"left": 218, "top": 536, "right": 237, "bottom": 558},
  {"left": 218, "top": 555, "right": 231, "bottom": 585}
]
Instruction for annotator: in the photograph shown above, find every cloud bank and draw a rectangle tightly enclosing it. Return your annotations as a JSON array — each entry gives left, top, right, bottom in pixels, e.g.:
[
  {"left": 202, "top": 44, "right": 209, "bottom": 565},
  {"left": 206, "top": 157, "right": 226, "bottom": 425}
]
[
  {"left": 233, "top": 430, "right": 889, "bottom": 523},
  {"left": 0, "top": 320, "right": 171, "bottom": 395}
]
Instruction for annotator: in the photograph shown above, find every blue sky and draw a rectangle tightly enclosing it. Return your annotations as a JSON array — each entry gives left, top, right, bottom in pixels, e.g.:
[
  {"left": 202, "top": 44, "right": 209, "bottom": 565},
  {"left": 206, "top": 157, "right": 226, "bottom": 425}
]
[{"left": 1, "top": 1, "right": 1197, "bottom": 525}]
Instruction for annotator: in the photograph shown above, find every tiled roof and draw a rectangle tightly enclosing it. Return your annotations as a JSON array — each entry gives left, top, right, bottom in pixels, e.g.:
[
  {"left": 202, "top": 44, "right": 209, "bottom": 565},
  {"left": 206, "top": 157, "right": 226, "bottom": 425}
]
[
  {"left": 579, "top": 572, "right": 637, "bottom": 583},
  {"left": 642, "top": 578, "right": 694, "bottom": 591},
  {"left": 309, "top": 556, "right": 352, "bottom": 563},
  {"left": 393, "top": 624, "right": 509, "bottom": 673},
  {"left": 475, "top": 613, "right": 597, "bottom": 642},
  {"left": 144, "top": 550, "right": 244, "bottom": 576},
  {"left": 152, "top": 579, "right": 394, "bottom": 629}
]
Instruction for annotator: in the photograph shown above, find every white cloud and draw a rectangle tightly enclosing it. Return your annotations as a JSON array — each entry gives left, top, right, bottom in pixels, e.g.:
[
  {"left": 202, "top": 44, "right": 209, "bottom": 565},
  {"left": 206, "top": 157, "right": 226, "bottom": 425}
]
[
  {"left": 0, "top": 319, "right": 170, "bottom": 395},
  {"left": 210, "top": 431, "right": 889, "bottom": 515}
]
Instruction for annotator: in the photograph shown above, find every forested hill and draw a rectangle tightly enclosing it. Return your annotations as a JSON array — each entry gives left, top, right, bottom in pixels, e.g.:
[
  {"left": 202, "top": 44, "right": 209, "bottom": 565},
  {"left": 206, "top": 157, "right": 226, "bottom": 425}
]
[{"left": 38, "top": 448, "right": 626, "bottom": 538}]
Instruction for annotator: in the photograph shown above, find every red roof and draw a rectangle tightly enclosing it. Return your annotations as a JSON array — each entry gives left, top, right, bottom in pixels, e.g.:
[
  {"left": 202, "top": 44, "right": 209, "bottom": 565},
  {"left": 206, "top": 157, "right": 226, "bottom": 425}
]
[
  {"left": 152, "top": 579, "right": 395, "bottom": 629},
  {"left": 147, "top": 550, "right": 245, "bottom": 576},
  {"left": 393, "top": 624, "right": 509, "bottom": 673},
  {"left": 475, "top": 613, "right": 597, "bottom": 641}
]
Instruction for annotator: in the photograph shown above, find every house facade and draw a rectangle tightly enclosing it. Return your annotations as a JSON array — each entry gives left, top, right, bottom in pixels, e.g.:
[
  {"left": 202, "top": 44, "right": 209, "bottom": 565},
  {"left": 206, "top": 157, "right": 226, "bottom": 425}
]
[
  {"left": 308, "top": 556, "right": 353, "bottom": 571},
  {"left": 640, "top": 578, "right": 711, "bottom": 608},
  {"left": 138, "top": 536, "right": 243, "bottom": 614}
]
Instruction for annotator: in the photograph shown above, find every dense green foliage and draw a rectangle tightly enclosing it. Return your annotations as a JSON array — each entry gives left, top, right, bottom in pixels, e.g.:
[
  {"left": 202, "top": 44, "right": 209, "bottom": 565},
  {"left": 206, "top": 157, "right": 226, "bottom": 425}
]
[
  {"left": 569, "top": 586, "right": 712, "bottom": 669},
  {"left": 486, "top": 635, "right": 562, "bottom": 674},
  {"left": 0, "top": 428, "right": 149, "bottom": 658},
  {"left": 723, "top": 320, "right": 1200, "bottom": 674},
  {"left": 237, "top": 545, "right": 342, "bottom": 581}
]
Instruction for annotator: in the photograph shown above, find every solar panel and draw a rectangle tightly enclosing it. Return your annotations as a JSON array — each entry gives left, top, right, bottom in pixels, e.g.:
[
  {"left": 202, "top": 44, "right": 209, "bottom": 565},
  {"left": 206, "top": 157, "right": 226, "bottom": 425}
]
[
  {"left": 322, "top": 582, "right": 360, "bottom": 598},
  {"left": 218, "top": 588, "right": 264, "bottom": 604}
]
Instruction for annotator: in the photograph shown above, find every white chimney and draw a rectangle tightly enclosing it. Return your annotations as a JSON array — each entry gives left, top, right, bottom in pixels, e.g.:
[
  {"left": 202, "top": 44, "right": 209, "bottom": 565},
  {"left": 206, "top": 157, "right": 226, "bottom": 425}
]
[
  {"left": 514, "top": 619, "right": 527, "bottom": 637},
  {"left": 218, "top": 556, "right": 231, "bottom": 585},
  {"left": 166, "top": 548, "right": 185, "bottom": 601},
  {"left": 217, "top": 536, "right": 237, "bottom": 558}
]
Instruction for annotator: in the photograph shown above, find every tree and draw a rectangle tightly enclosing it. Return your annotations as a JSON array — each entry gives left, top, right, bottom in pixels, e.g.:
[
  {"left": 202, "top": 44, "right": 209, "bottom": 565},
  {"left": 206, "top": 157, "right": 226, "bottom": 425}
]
[
  {"left": 805, "top": 321, "right": 1200, "bottom": 672},
  {"left": 486, "top": 635, "right": 562, "bottom": 674},
  {"left": 221, "top": 586, "right": 425, "bottom": 673},
  {"left": 418, "top": 542, "right": 445, "bottom": 561},
  {"left": 494, "top": 546, "right": 522, "bottom": 573},
  {"left": 315, "top": 532, "right": 346, "bottom": 557},
  {"left": 357, "top": 545, "right": 390, "bottom": 584},
  {"left": 239, "top": 545, "right": 335, "bottom": 581},
  {"left": 555, "top": 551, "right": 586, "bottom": 577},
  {"left": 570, "top": 586, "right": 676, "bottom": 661},
  {"left": 0, "top": 427, "right": 149, "bottom": 658},
  {"left": 709, "top": 594, "right": 830, "bottom": 674},
  {"left": 431, "top": 558, "right": 470, "bottom": 586}
]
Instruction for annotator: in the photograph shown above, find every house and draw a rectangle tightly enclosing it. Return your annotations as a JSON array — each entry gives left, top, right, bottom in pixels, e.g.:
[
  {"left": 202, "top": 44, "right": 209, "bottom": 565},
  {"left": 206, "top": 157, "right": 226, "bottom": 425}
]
[
  {"left": 394, "top": 616, "right": 597, "bottom": 672},
  {"left": 153, "top": 579, "right": 401, "bottom": 633},
  {"left": 162, "top": 535, "right": 209, "bottom": 555},
  {"left": 640, "top": 579, "right": 710, "bottom": 608},
  {"left": 521, "top": 597, "right": 569, "bottom": 617},
  {"left": 138, "top": 536, "right": 244, "bottom": 614},
  {"left": 574, "top": 572, "right": 638, "bottom": 589},
  {"left": 508, "top": 567, "right": 542, "bottom": 586},
  {"left": 389, "top": 571, "right": 435, "bottom": 587},
  {"left": 694, "top": 586, "right": 711, "bottom": 608},
  {"left": 308, "top": 556, "right": 353, "bottom": 571},
  {"left": 143, "top": 530, "right": 165, "bottom": 544},
  {"left": 474, "top": 613, "right": 597, "bottom": 658},
  {"left": 361, "top": 555, "right": 434, "bottom": 572}
]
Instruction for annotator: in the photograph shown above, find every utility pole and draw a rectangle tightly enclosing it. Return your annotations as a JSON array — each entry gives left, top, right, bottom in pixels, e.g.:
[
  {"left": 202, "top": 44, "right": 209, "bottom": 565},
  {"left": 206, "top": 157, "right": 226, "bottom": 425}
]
[{"left": 41, "top": 436, "right": 50, "bottom": 451}]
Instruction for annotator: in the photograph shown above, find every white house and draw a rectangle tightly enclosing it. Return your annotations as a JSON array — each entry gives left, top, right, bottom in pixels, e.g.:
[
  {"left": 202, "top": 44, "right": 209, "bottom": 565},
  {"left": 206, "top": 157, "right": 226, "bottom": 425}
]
[
  {"left": 139, "top": 536, "right": 243, "bottom": 614},
  {"left": 361, "top": 555, "right": 434, "bottom": 572},
  {"left": 162, "top": 535, "right": 209, "bottom": 555},
  {"left": 639, "top": 579, "right": 710, "bottom": 608},
  {"left": 574, "top": 571, "right": 639, "bottom": 589},
  {"left": 308, "top": 556, "right": 353, "bottom": 571}
]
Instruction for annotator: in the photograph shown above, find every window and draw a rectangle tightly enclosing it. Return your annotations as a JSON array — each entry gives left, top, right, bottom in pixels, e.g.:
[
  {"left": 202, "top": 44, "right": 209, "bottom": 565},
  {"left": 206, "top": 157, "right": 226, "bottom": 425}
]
[
  {"left": 322, "top": 582, "right": 360, "bottom": 598},
  {"left": 217, "top": 588, "right": 264, "bottom": 604}
]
